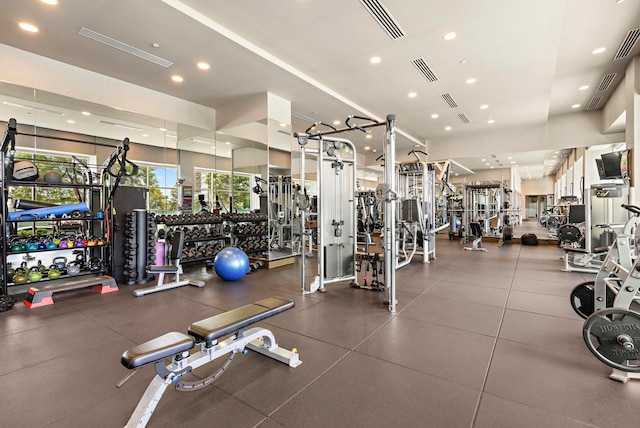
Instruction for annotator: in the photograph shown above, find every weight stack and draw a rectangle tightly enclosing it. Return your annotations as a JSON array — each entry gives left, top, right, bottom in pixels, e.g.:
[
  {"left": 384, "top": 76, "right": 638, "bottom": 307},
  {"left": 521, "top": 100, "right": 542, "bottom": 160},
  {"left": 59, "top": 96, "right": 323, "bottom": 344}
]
[{"left": 122, "top": 209, "right": 156, "bottom": 285}]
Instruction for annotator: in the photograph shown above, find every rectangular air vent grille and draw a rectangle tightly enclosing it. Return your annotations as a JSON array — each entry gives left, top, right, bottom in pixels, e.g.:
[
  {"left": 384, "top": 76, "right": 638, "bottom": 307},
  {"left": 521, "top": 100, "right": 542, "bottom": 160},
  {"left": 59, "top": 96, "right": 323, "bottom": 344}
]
[
  {"left": 78, "top": 27, "right": 173, "bottom": 67},
  {"left": 596, "top": 73, "right": 617, "bottom": 92},
  {"left": 587, "top": 96, "right": 602, "bottom": 110},
  {"left": 614, "top": 28, "right": 640, "bottom": 60},
  {"left": 457, "top": 113, "right": 470, "bottom": 124},
  {"left": 360, "top": 0, "right": 405, "bottom": 40},
  {"left": 412, "top": 58, "right": 438, "bottom": 82},
  {"left": 441, "top": 93, "right": 459, "bottom": 108}
]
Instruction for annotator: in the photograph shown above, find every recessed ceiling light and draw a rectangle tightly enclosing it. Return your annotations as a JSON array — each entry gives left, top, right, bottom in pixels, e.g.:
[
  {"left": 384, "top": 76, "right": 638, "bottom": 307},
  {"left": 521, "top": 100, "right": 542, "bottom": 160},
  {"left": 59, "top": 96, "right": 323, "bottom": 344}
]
[
  {"left": 142, "top": 134, "right": 149, "bottom": 137},
  {"left": 490, "top": 166, "right": 494, "bottom": 169},
  {"left": 445, "top": 126, "right": 452, "bottom": 131},
  {"left": 454, "top": 173, "right": 459, "bottom": 176},
  {"left": 480, "top": 104, "right": 489, "bottom": 110},
  {"left": 554, "top": 151, "right": 560, "bottom": 153},
  {"left": 459, "top": 59, "right": 466, "bottom": 64},
  {"left": 592, "top": 47, "right": 606, "bottom": 54},
  {"left": 225, "top": 142, "right": 231, "bottom": 145},
  {"left": 487, "top": 119, "right": 495, "bottom": 124},
  {"left": 366, "top": 134, "right": 373, "bottom": 139},
  {"left": 408, "top": 92, "right": 417, "bottom": 98},
  {"left": 616, "top": 0, "right": 625, "bottom": 4},
  {"left": 81, "top": 111, "right": 91, "bottom": 116},
  {"left": 466, "top": 78, "right": 477, "bottom": 84},
  {"left": 66, "top": 119, "right": 75, "bottom": 124},
  {"left": 333, "top": 120, "right": 340, "bottom": 125},
  {"left": 431, "top": 113, "right": 439, "bottom": 119},
  {"left": 553, "top": 155, "right": 558, "bottom": 158},
  {"left": 40, "top": 0, "right": 58, "bottom": 5},
  {"left": 372, "top": 149, "right": 377, "bottom": 153},
  {"left": 151, "top": 42, "right": 160, "bottom": 48},
  {"left": 443, "top": 32, "right": 457, "bottom": 41},
  {"left": 481, "top": 159, "right": 486, "bottom": 162},
  {"left": 197, "top": 62, "right": 210, "bottom": 70},
  {"left": 19, "top": 22, "right": 39, "bottom": 33},
  {"left": 171, "top": 75, "right": 184, "bottom": 82},
  {"left": 370, "top": 56, "right": 381, "bottom": 64},
  {"left": 510, "top": 161, "right": 516, "bottom": 164},
  {"left": 507, "top": 157, "right": 512, "bottom": 160},
  {"left": 280, "top": 123, "right": 287, "bottom": 127},
  {"left": 579, "top": 85, "right": 589, "bottom": 91},
  {"left": 486, "top": 163, "right": 491, "bottom": 166},
  {"left": 571, "top": 104, "right": 581, "bottom": 109},
  {"left": 160, "top": 127, "right": 167, "bottom": 132},
  {"left": 364, "top": 146, "right": 371, "bottom": 151}
]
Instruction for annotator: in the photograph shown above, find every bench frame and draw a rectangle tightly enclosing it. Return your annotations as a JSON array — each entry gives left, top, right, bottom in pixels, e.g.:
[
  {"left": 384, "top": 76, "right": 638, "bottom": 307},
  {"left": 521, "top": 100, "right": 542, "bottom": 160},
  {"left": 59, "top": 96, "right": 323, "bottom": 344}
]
[{"left": 121, "top": 299, "right": 301, "bottom": 428}]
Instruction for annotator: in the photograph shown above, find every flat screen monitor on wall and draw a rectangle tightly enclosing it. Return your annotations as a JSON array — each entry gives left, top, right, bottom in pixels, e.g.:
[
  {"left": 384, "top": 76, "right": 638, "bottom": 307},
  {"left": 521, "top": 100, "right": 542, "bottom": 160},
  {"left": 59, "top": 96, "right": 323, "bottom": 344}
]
[
  {"left": 595, "top": 158, "right": 606, "bottom": 180},
  {"left": 600, "top": 151, "right": 627, "bottom": 179}
]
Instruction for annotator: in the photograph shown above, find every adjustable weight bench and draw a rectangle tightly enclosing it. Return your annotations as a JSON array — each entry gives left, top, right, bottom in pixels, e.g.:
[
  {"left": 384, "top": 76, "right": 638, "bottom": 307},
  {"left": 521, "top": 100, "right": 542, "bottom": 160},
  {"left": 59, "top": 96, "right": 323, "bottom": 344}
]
[
  {"left": 118, "top": 296, "right": 301, "bottom": 428},
  {"left": 134, "top": 230, "right": 204, "bottom": 297}
]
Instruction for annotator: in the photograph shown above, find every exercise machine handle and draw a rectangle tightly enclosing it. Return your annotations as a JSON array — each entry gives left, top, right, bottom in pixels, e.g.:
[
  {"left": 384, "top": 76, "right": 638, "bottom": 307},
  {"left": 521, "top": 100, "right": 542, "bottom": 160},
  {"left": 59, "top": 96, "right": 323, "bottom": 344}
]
[{"left": 621, "top": 204, "right": 640, "bottom": 216}]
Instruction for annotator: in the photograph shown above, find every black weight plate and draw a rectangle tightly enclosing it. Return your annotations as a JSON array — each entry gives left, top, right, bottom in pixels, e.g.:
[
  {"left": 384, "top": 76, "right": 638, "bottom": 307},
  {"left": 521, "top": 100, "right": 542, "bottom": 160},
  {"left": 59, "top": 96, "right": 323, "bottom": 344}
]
[
  {"left": 583, "top": 308, "right": 640, "bottom": 372},
  {"left": 570, "top": 281, "right": 615, "bottom": 319}
]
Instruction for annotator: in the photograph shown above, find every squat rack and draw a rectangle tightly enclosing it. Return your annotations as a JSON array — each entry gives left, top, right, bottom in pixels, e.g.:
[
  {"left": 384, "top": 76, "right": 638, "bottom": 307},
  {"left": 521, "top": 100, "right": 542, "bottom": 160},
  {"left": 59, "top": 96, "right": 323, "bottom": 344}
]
[{"left": 295, "top": 114, "right": 399, "bottom": 313}]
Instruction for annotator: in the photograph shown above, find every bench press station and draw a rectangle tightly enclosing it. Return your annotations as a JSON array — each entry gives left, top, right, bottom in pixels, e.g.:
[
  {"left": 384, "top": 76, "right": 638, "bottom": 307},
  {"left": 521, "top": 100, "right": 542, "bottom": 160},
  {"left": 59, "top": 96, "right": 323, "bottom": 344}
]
[{"left": 118, "top": 297, "right": 301, "bottom": 427}]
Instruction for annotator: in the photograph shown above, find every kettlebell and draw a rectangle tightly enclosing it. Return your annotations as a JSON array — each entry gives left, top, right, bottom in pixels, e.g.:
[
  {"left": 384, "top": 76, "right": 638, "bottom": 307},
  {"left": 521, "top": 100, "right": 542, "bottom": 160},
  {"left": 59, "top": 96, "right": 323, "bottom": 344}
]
[
  {"left": 29, "top": 266, "right": 42, "bottom": 282},
  {"left": 25, "top": 239, "right": 39, "bottom": 252},
  {"left": 66, "top": 261, "right": 80, "bottom": 276},
  {"left": 12, "top": 268, "right": 28, "bottom": 285},
  {"left": 48, "top": 264, "right": 61, "bottom": 280},
  {"left": 46, "top": 240, "right": 58, "bottom": 250},
  {"left": 52, "top": 256, "right": 67, "bottom": 270},
  {"left": 11, "top": 240, "right": 25, "bottom": 252},
  {"left": 37, "top": 260, "right": 46, "bottom": 273},
  {"left": 6, "top": 263, "right": 15, "bottom": 278}
]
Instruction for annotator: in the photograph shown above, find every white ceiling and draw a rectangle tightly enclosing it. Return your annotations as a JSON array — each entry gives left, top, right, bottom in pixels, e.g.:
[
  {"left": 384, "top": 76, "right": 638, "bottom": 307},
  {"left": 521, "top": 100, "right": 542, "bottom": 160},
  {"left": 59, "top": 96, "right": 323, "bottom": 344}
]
[{"left": 0, "top": 0, "right": 638, "bottom": 180}]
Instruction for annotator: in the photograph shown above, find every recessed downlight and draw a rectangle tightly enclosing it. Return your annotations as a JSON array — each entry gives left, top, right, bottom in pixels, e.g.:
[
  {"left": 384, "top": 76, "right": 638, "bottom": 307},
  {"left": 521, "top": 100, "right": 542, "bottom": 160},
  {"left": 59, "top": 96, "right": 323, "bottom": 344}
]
[
  {"left": 431, "top": 114, "right": 439, "bottom": 119},
  {"left": 487, "top": 119, "right": 495, "bottom": 124},
  {"left": 408, "top": 92, "right": 417, "bottom": 98},
  {"left": 197, "top": 62, "right": 210, "bottom": 70},
  {"left": 571, "top": 104, "right": 581, "bottom": 109},
  {"left": 579, "top": 85, "right": 589, "bottom": 91},
  {"left": 364, "top": 146, "right": 371, "bottom": 151},
  {"left": 592, "top": 47, "right": 606, "bottom": 54},
  {"left": 66, "top": 119, "right": 75, "bottom": 124},
  {"left": 19, "top": 22, "right": 39, "bottom": 33},
  {"left": 480, "top": 104, "right": 489, "bottom": 110},
  {"left": 81, "top": 111, "right": 91, "bottom": 116},
  {"left": 370, "top": 56, "right": 381, "bottom": 64},
  {"left": 171, "top": 75, "right": 184, "bottom": 82},
  {"left": 333, "top": 120, "right": 341, "bottom": 125},
  {"left": 40, "top": 0, "right": 58, "bottom": 5},
  {"left": 445, "top": 126, "right": 452, "bottom": 131},
  {"left": 466, "top": 78, "right": 477, "bottom": 84},
  {"left": 443, "top": 32, "right": 457, "bottom": 41}
]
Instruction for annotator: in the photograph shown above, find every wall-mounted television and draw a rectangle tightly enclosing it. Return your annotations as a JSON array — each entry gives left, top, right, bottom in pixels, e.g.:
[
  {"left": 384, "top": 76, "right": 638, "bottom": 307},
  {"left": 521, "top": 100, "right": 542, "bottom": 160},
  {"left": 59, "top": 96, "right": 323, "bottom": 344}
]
[
  {"left": 595, "top": 158, "right": 606, "bottom": 180},
  {"left": 600, "top": 150, "right": 628, "bottom": 179}
]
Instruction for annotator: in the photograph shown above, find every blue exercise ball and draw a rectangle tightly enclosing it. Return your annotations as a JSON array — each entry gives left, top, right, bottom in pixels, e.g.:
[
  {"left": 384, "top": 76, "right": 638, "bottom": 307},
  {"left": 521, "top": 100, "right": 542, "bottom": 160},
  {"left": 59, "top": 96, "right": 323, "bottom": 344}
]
[{"left": 214, "top": 247, "right": 250, "bottom": 281}]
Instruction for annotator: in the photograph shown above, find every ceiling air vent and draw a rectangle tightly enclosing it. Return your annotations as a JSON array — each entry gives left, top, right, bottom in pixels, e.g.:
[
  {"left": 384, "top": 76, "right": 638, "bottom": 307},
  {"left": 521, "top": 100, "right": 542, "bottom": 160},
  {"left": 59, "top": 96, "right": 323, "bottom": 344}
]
[
  {"left": 441, "top": 93, "right": 459, "bottom": 108},
  {"left": 596, "top": 73, "right": 617, "bottom": 92},
  {"left": 614, "top": 28, "right": 640, "bottom": 60},
  {"left": 78, "top": 27, "right": 173, "bottom": 67},
  {"left": 587, "top": 96, "right": 602, "bottom": 110},
  {"left": 412, "top": 58, "right": 438, "bottom": 82},
  {"left": 360, "top": 0, "right": 405, "bottom": 40},
  {"left": 457, "top": 113, "right": 470, "bottom": 124}
]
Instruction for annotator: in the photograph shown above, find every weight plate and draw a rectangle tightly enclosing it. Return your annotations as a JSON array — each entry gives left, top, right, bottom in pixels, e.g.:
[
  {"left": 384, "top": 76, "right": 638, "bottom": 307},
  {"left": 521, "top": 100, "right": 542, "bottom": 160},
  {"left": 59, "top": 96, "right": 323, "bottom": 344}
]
[
  {"left": 570, "top": 281, "right": 616, "bottom": 319},
  {"left": 583, "top": 308, "right": 640, "bottom": 372}
]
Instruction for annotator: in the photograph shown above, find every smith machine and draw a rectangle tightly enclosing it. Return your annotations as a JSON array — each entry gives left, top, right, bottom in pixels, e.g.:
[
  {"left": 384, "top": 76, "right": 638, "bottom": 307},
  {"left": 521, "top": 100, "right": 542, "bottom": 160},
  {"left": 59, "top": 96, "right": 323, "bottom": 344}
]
[{"left": 294, "top": 114, "right": 400, "bottom": 313}]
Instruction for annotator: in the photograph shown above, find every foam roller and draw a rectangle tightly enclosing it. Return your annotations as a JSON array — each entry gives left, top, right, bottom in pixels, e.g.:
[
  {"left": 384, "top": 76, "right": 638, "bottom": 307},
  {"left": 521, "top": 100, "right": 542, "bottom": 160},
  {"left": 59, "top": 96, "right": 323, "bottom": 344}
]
[{"left": 8, "top": 202, "right": 89, "bottom": 220}]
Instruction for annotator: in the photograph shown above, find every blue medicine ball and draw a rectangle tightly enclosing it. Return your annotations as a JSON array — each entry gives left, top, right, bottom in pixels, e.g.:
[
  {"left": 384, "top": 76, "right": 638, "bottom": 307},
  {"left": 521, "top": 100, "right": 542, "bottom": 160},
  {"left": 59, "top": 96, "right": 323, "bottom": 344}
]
[{"left": 213, "top": 247, "right": 250, "bottom": 281}]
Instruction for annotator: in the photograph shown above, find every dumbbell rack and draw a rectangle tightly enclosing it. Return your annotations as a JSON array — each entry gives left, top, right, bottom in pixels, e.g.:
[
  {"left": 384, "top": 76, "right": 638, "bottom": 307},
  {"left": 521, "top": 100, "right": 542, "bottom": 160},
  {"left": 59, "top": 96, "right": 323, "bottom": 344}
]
[
  {"left": 155, "top": 212, "right": 228, "bottom": 266},
  {"left": 122, "top": 210, "right": 157, "bottom": 285},
  {"left": 228, "top": 213, "right": 269, "bottom": 256}
]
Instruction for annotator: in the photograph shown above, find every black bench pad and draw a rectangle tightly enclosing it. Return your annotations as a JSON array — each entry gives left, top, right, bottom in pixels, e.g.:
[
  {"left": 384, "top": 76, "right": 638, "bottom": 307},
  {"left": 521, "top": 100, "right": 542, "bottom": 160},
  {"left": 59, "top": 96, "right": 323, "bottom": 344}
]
[
  {"left": 121, "top": 332, "right": 195, "bottom": 369},
  {"left": 146, "top": 265, "right": 178, "bottom": 273},
  {"left": 188, "top": 297, "right": 294, "bottom": 343}
]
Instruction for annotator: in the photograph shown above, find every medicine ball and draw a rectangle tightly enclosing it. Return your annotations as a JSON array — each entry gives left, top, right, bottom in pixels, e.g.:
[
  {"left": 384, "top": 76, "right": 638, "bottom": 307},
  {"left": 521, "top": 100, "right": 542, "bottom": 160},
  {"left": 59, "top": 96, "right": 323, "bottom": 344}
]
[
  {"left": 12, "top": 160, "right": 39, "bottom": 181},
  {"left": 43, "top": 170, "right": 63, "bottom": 183}
]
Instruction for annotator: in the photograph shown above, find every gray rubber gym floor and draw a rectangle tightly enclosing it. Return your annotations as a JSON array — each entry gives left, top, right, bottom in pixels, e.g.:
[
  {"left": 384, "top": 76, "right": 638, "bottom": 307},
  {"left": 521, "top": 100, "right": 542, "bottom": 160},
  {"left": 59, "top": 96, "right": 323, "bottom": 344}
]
[{"left": 1, "top": 232, "right": 638, "bottom": 427}]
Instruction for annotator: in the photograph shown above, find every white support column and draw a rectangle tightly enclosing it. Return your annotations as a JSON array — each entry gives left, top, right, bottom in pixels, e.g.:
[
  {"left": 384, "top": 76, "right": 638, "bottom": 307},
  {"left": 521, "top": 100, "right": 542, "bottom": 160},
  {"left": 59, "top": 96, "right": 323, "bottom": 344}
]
[{"left": 625, "top": 56, "right": 640, "bottom": 206}]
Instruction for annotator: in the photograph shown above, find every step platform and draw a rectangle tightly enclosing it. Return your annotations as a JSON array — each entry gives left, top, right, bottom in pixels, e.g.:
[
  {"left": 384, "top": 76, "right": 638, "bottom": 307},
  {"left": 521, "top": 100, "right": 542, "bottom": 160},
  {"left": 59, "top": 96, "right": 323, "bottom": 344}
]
[{"left": 24, "top": 275, "right": 118, "bottom": 308}]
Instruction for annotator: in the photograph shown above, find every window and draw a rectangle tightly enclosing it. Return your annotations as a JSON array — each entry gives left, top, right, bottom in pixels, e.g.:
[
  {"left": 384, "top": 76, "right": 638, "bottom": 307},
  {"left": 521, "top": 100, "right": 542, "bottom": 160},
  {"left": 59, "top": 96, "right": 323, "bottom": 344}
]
[
  {"left": 122, "top": 162, "right": 179, "bottom": 214},
  {"left": 196, "top": 169, "right": 254, "bottom": 213},
  {"left": 9, "top": 152, "right": 92, "bottom": 208}
]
